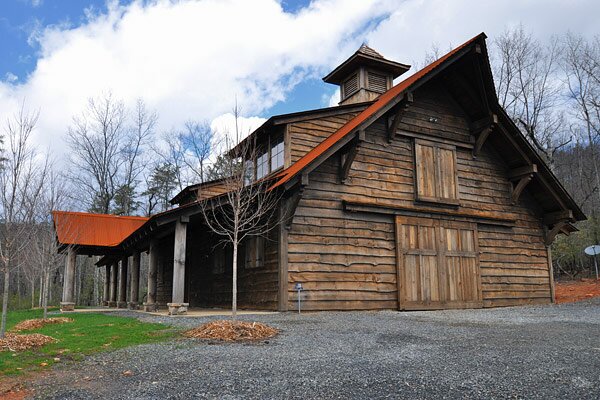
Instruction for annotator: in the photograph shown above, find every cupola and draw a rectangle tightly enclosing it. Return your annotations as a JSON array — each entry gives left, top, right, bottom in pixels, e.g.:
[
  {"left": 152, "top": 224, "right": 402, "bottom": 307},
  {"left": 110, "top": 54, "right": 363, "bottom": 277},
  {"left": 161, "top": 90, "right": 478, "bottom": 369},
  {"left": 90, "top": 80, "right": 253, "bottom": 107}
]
[{"left": 323, "top": 44, "right": 410, "bottom": 105}]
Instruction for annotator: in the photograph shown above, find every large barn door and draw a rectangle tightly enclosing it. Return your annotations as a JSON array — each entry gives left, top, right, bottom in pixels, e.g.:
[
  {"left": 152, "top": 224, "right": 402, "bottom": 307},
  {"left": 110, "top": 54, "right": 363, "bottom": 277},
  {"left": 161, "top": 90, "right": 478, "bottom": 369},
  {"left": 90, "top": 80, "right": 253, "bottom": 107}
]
[
  {"left": 395, "top": 216, "right": 444, "bottom": 310},
  {"left": 395, "top": 216, "right": 482, "bottom": 310},
  {"left": 439, "top": 220, "right": 482, "bottom": 309}
]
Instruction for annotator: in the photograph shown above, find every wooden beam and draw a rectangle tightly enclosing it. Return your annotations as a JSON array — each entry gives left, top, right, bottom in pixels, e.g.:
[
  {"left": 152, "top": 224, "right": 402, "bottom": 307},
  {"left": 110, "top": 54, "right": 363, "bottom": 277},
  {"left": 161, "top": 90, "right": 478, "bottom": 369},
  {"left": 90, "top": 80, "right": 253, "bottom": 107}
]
[
  {"left": 278, "top": 203, "right": 289, "bottom": 311},
  {"left": 343, "top": 200, "right": 516, "bottom": 227},
  {"left": 470, "top": 114, "right": 498, "bottom": 134},
  {"left": 387, "top": 92, "right": 413, "bottom": 143},
  {"left": 511, "top": 174, "right": 534, "bottom": 205},
  {"left": 471, "top": 53, "right": 490, "bottom": 113},
  {"left": 543, "top": 210, "right": 574, "bottom": 225},
  {"left": 509, "top": 164, "right": 538, "bottom": 180}
]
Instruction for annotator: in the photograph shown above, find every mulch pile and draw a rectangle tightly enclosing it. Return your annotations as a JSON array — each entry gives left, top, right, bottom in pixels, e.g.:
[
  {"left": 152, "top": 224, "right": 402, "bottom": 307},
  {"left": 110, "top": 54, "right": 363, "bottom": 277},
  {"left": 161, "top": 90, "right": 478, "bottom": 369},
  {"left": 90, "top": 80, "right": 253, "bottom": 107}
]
[
  {"left": 183, "top": 320, "right": 279, "bottom": 342},
  {"left": 0, "top": 333, "right": 56, "bottom": 352},
  {"left": 12, "top": 317, "right": 74, "bottom": 332},
  {"left": 555, "top": 279, "right": 600, "bottom": 304}
]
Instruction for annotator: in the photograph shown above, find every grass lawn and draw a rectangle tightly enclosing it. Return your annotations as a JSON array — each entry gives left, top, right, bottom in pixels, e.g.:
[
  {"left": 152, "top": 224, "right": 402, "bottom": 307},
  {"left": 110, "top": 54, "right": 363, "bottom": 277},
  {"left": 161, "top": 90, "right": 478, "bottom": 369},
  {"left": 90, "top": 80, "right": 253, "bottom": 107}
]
[{"left": 0, "top": 308, "right": 178, "bottom": 376}]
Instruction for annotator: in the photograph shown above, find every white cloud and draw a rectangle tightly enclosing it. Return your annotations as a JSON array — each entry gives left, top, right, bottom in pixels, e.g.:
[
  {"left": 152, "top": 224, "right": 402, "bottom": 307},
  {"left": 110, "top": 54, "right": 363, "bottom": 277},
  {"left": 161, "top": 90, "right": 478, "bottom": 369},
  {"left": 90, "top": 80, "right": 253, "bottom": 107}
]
[
  {"left": 4, "top": 72, "right": 18, "bottom": 83},
  {"left": 1, "top": 0, "right": 599, "bottom": 162},
  {"left": 0, "top": 0, "right": 395, "bottom": 157},
  {"left": 210, "top": 113, "right": 267, "bottom": 151},
  {"left": 366, "top": 0, "right": 600, "bottom": 78}
]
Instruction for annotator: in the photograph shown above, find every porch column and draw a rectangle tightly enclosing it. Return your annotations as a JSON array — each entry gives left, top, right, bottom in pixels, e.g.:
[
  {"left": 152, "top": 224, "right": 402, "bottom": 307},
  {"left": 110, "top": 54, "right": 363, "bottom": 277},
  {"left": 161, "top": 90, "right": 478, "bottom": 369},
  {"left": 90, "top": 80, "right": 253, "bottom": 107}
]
[
  {"left": 117, "top": 256, "right": 128, "bottom": 308},
  {"left": 102, "top": 264, "right": 110, "bottom": 306},
  {"left": 108, "top": 262, "right": 118, "bottom": 307},
  {"left": 168, "top": 217, "right": 188, "bottom": 315},
  {"left": 143, "top": 240, "right": 158, "bottom": 312},
  {"left": 60, "top": 247, "right": 77, "bottom": 311},
  {"left": 128, "top": 252, "right": 141, "bottom": 310}
]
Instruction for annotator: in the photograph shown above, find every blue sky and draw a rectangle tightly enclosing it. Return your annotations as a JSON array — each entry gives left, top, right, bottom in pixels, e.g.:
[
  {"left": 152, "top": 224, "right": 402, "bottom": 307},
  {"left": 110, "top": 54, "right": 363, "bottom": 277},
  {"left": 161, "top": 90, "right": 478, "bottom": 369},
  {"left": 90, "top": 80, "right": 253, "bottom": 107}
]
[
  {"left": 0, "top": 0, "right": 599, "bottom": 155},
  {"left": 0, "top": 0, "right": 323, "bottom": 117}
]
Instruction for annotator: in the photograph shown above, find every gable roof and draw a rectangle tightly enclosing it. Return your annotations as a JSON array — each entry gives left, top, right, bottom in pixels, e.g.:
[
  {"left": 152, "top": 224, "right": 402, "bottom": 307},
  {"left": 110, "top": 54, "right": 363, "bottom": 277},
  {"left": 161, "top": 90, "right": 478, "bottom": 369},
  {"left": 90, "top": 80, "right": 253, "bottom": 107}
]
[
  {"left": 272, "top": 33, "right": 484, "bottom": 191},
  {"left": 52, "top": 211, "right": 148, "bottom": 248},
  {"left": 270, "top": 32, "right": 585, "bottom": 222}
]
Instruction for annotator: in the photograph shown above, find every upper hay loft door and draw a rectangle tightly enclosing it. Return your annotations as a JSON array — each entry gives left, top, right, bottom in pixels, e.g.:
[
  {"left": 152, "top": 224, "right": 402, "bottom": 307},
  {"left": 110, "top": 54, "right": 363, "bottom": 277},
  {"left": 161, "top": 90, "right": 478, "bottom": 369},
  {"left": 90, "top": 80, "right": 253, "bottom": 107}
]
[{"left": 395, "top": 216, "right": 482, "bottom": 310}]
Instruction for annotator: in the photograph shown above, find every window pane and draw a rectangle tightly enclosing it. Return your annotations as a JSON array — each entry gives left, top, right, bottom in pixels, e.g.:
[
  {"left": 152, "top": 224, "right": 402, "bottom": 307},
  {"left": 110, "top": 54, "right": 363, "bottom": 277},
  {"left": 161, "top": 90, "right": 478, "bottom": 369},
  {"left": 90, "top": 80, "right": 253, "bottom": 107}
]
[
  {"left": 271, "top": 141, "right": 284, "bottom": 171},
  {"left": 244, "top": 160, "right": 254, "bottom": 185},
  {"left": 256, "top": 152, "right": 268, "bottom": 179}
]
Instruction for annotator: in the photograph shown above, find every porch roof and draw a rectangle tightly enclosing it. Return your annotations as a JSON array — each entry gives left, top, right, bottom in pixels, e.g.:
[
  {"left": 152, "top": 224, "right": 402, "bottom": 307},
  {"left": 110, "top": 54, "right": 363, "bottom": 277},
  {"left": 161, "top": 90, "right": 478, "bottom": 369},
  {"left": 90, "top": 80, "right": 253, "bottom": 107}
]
[{"left": 52, "top": 210, "right": 149, "bottom": 254}]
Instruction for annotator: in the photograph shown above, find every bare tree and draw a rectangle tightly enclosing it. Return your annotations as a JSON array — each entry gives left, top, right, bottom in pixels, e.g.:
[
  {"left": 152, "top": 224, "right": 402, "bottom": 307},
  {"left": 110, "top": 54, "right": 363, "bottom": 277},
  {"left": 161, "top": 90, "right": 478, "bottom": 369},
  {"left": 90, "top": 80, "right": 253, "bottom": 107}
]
[
  {"left": 34, "top": 167, "right": 68, "bottom": 319},
  {"left": 66, "top": 94, "right": 155, "bottom": 215},
  {"left": 493, "top": 25, "right": 571, "bottom": 167},
  {"left": 180, "top": 120, "right": 213, "bottom": 183},
  {"left": 114, "top": 99, "right": 157, "bottom": 215},
  {"left": 200, "top": 105, "right": 280, "bottom": 318},
  {"left": 0, "top": 104, "right": 46, "bottom": 337}
]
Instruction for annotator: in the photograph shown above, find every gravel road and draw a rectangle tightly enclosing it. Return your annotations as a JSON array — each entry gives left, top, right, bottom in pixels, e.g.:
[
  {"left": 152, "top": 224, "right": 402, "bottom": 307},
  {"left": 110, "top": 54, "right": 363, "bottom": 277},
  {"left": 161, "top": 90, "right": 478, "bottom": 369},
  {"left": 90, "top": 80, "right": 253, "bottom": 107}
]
[{"left": 30, "top": 299, "right": 600, "bottom": 399}]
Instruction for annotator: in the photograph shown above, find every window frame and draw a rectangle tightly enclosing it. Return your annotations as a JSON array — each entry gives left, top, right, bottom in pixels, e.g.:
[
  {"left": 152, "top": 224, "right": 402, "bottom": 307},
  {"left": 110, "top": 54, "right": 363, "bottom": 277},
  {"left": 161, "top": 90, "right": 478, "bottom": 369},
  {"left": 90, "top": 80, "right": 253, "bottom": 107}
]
[{"left": 413, "top": 139, "right": 460, "bottom": 206}]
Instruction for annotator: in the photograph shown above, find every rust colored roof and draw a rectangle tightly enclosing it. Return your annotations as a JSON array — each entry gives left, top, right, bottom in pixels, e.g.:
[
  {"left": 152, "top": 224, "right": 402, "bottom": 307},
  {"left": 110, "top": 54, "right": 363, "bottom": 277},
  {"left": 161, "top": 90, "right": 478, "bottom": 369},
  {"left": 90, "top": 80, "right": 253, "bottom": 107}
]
[
  {"left": 52, "top": 210, "right": 149, "bottom": 248},
  {"left": 272, "top": 33, "right": 484, "bottom": 190}
]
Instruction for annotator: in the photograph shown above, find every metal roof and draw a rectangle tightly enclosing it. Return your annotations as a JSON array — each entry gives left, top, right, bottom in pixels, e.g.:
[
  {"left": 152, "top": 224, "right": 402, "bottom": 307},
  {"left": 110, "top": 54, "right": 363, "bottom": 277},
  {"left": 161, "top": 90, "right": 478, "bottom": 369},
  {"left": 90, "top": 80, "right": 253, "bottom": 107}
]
[{"left": 52, "top": 211, "right": 148, "bottom": 248}]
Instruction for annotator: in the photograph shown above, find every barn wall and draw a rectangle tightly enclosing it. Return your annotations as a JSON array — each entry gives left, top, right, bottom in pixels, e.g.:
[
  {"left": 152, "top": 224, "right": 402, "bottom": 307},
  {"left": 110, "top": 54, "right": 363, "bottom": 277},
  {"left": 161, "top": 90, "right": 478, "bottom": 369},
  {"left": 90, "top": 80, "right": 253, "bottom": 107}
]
[
  {"left": 286, "top": 82, "right": 551, "bottom": 311},
  {"left": 289, "top": 112, "right": 360, "bottom": 163}
]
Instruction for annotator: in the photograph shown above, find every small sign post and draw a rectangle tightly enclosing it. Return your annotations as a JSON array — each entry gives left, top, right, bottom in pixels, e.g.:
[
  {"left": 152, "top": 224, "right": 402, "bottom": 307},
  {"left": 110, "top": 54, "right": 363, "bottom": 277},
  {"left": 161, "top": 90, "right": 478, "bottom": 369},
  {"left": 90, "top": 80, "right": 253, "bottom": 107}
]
[
  {"left": 294, "top": 283, "right": 303, "bottom": 314},
  {"left": 584, "top": 245, "right": 600, "bottom": 280}
]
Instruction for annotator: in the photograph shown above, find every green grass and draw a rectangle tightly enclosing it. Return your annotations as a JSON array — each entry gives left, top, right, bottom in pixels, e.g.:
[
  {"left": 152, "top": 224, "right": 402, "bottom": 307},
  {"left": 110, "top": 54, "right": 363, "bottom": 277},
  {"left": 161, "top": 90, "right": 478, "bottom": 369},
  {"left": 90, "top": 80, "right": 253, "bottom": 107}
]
[{"left": 0, "top": 308, "right": 178, "bottom": 376}]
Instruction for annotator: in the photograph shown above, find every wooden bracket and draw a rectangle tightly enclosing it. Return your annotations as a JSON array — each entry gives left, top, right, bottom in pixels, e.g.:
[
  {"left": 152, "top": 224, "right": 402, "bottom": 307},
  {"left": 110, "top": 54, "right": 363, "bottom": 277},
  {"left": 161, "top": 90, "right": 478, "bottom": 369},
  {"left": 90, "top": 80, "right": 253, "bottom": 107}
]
[
  {"left": 472, "top": 114, "right": 498, "bottom": 158},
  {"left": 509, "top": 164, "right": 537, "bottom": 205},
  {"left": 543, "top": 209, "right": 574, "bottom": 245},
  {"left": 387, "top": 92, "right": 413, "bottom": 143},
  {"left": 284, "top": 185, "right": 305, "bottom": 231},
  {"left": 511, "top": 174, "right": 533, "bottom": 205},
  {"left": 340, "top": 129, "right": 365, "bottom": 183},
  {"left": 301, "top": 172, "right": 309, "bottom": 187},
  {"left": 545, "top": 220, "right": 568, "bottom": 246}
]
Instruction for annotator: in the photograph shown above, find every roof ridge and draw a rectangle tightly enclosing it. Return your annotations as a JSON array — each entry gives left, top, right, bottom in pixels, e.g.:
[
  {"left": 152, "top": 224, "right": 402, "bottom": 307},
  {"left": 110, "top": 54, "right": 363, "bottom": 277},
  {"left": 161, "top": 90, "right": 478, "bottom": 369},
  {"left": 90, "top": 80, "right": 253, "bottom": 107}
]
[{"left": 357, "top": 43, "right": 384, "bottom": 59}]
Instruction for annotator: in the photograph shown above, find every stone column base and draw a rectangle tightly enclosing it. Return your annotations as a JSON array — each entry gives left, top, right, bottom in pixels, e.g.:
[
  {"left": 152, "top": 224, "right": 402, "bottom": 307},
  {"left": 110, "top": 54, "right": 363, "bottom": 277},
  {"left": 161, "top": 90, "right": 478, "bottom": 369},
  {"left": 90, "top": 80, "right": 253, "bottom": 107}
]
[
  {"left": 101, "top": 301, "right": 109, "bottom": 306},
  {"left": 167, "top": 302, "right": 189, "bottom": 315},
  {"left": 143, "top": 302, "right": 158, "bottom": 312},
  {"left": 60, "top": 302, "right": 75, "bottom": 312},
  {"left": 127, "top": 301, "right": 139, "bottom": 310},
  {"left": 107, "top": 301, "right": 117, "bottom": 307},
  {"left": 116, "top": 301, "right": 128, "bottom": 309}
]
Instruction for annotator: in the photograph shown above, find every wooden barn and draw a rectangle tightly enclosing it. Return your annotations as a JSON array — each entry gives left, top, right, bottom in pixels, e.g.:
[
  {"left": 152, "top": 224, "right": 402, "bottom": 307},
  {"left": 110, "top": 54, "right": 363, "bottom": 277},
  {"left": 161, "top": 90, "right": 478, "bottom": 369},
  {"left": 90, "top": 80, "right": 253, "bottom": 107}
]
[{"left": 53, "top": 33, "right": 585, "bottom": 314}]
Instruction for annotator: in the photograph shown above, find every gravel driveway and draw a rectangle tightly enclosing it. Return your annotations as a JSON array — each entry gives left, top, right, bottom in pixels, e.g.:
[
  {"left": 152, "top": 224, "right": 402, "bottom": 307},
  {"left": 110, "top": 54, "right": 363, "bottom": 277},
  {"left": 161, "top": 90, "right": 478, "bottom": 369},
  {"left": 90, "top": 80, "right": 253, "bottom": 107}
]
[{"left": 30, "top": 299, "right": 600, "bottom": 399}]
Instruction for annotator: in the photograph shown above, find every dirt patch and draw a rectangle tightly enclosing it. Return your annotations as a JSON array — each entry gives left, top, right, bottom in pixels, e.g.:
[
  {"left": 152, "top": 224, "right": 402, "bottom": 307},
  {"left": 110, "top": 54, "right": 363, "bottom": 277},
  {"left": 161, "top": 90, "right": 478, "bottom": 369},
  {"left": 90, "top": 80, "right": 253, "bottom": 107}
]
[
  {"left": 183, "top": 320, "right": 279, "bottom": 342},
  {"left": 12, "top": 318, "right": 73, "bottom": 332},
  {"left": 0, "top": 333, "right": 56, "bottom": 352},
  {"left": 555, "top": 279, "right": 600, "bottom": 304}
]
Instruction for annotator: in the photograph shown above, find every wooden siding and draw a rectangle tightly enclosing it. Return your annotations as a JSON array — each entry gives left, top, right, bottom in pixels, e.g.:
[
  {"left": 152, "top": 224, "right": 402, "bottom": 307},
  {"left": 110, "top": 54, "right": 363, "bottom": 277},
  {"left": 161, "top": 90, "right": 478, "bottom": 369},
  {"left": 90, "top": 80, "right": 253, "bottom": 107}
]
[
  {"left": 286, "top": 81, "right": 552, "bottom": 311},
  {"left": 289, "top": 112, "right": 361, "bottom": 164}
]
